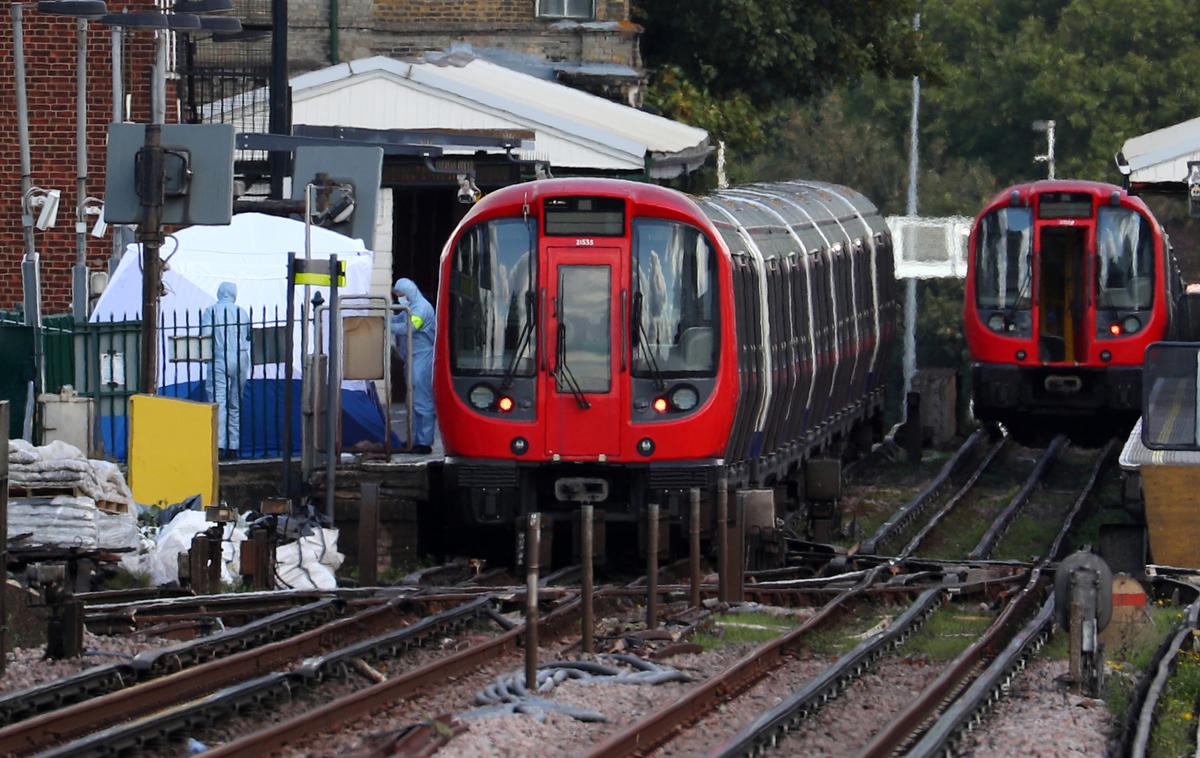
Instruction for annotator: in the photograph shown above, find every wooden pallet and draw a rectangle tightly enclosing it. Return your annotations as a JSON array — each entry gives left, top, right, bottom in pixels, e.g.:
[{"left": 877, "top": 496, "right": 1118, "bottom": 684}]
[
  {"left": 95, "top": 499, "right": 131, "bottom": 515},
  {"left": 7, "top": 484, "right": 83, "bottom": 500}
]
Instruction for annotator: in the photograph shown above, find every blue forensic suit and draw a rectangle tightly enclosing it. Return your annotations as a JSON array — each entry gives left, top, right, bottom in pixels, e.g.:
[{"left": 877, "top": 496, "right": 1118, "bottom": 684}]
[
  {"left": 202, "top": 282, "right": 252, "bottom": 453},
  {"left": 391, "top": 278, "right": 437, "bottom": 449}
]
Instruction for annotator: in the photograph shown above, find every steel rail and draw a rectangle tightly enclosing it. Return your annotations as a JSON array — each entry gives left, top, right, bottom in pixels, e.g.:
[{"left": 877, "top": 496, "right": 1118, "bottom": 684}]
[
  {"left": 0, "top": 598, "right": 341, "bottom": 728},
  {"left": 205, "top": 592, "right": 599, "bottom": 758},
  {"left": 861, "top": 429, "right": 987, "bottom": 555},
  {"left": 858, "top": 440, "right": 1117, "bottom": 757},
  {"left": 712, "top": 587, "right": 948, "bottom": 757},
  {"left": 1129, "top": 601, "right": 1200, "bottom": 757},
  {"left": 894, "top": 434, "right": 1009, "bottom": 559},
  {"left": 34, "top": 598, "right": 495, "bottom": 758},
  {"left": 969, "top": 434, "right": 1067, "bottom": 559},
  {"left": 0, "top": 595, "right": 438, "bottom": 755},
  {"left": 857, "top": 567, "right": 1049, "bottom": 758},
  {"left": 583, "top": 574, "right": 927, "bottom": 758},
  {"left": 906, "top": 594, "right": 1055, "bottom": 757}
]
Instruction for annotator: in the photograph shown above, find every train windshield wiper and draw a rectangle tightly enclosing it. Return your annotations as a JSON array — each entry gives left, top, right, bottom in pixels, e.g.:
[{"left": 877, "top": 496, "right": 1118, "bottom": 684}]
[
  {"left": 500, "top": 290, "right": 536, "bottom": 389},
  {"left": 555, "top": 321, "right": 591, "bottom": 409},
  {"left": 631, "top": 291, "right": 667, "bottom": 391}
]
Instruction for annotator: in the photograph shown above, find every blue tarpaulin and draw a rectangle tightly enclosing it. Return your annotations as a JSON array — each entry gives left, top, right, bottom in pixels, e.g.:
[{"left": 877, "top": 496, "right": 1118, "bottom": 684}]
[{"left": 100, "top": 380, "right": 399, "bottom": 461}]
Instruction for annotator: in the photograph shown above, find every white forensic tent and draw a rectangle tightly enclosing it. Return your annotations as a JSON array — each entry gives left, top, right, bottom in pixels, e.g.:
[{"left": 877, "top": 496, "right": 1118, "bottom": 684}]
[{"left": 90, "top": 213, "right": 390, "bottom": 459}]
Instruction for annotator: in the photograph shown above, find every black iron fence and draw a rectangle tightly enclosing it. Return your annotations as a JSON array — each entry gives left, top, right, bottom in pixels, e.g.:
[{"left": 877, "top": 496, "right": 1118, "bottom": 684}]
[{"left": 2, "top": 307, "right": 401, "bottom": 462}]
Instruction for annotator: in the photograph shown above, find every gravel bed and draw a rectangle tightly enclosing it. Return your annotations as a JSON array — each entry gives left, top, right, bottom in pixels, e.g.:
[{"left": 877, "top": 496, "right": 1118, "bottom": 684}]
[
  {"left": 774, "top": 656, "right": 941, "bottom": 755},
  {"left": 648, "top": 650, "right": 827, "bottom": 756},
  {"left": 0, "top": 631, "right": 174, "bottom": 694},
  {"left": 280, "top": 636, "right": 582, "bottom": 757},
  {"left": 439, "top": 644, "right": 753, "bottom": 757},
  {"left": 965, "top": 658, "right": 1112, "bottom": 757}
]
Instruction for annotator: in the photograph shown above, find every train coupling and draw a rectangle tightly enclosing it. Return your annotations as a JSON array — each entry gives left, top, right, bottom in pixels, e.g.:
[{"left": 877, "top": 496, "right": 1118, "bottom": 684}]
[
  {"left": 1044, "top": 374, "right": 1083, "bottom": 395},
  {"left": 554, "top": 477, "right": 609, "bottom": 503}
]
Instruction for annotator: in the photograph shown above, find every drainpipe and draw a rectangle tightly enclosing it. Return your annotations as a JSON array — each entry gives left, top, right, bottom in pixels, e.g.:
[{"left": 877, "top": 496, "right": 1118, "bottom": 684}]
[{"left": 329, "top": 0, "right": 339, "bottom": 65}]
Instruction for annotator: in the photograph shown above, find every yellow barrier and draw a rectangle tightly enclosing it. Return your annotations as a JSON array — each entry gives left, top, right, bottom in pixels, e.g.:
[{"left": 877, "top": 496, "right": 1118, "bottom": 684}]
[{"left": 129, "top": 394, "right": 217, "bottom": 508}]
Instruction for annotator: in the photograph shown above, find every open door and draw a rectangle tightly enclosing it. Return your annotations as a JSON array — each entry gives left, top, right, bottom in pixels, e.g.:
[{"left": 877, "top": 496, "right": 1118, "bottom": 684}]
[{"left": 1037, "top": 226, "right": 1089, "bottom": 363}]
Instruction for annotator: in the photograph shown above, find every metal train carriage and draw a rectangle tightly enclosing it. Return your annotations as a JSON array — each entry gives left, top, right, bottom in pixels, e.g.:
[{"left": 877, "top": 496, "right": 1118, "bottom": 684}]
[
  {"left": 432, "top": 177, "right": 896, "bottom": 559},
  {"left": 965, "top": 180, "right": 1183, "bottom": 441}
]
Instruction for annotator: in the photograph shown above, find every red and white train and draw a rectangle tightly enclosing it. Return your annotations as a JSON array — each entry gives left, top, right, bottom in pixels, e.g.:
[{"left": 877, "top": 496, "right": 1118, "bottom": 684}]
[
  {"left": 965, "top": 180, "right": 1184, "bottom": 441},
  {"left": 433, "top": 177, "right": 897, "bottom": 554}
]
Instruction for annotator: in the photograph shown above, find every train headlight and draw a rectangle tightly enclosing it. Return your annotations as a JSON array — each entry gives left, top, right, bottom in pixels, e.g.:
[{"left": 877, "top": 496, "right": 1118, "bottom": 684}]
[
  {"left": 497, "top": 396, "right": 515, "bottom": 413},
  {"left": 1122, "top": 316, "right": 1141, "bottom": 334},
  {"left": 987, "top": 314, "right": 1006, "bottom": 332},
  {"left": 669, "top": 385, "right": 699, "bottom": 411},
  {"left": 653, "top": 397, "right": 669, "bottom": 413},
  {"left": 1109, "top": 323, "right": 1122, "bottom": 336},
  {"left": 469, "top": 384, "right": 497, "bottom": 410}
]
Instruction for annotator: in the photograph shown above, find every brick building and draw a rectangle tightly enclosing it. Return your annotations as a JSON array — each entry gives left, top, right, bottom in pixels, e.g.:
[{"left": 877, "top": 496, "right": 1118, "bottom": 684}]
[
  {"left": 0, "top": 2, "right": 167, "bottom": 313},
  {"left": 191, "top": 0, "right": 644, "bottom": 109}
]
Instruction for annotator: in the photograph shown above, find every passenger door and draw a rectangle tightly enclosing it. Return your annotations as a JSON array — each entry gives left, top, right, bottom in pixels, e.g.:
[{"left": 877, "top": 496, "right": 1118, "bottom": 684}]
[{"left": 543, "top": 247, "right": 624, "bottom": 458}]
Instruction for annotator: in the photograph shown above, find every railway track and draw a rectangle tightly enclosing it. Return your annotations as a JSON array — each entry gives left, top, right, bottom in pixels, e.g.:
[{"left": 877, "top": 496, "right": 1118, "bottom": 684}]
[{"left": 585, "top": 435, "right": 1117, "bottom": 757}]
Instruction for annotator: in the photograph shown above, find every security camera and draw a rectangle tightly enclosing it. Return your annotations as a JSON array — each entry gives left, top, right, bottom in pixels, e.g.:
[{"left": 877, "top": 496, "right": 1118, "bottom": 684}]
[
  {"left": 86, "top": 200, "right": 106, "bottom": 238},
  {"left": 35, "top": 189, "right": 60, "bottom": 231},
  {"left": 91, "top": 216, "right": 108, "bottom": 239},
  {"left": 456, "top": 173, "right": 481, "bottom": 205}
]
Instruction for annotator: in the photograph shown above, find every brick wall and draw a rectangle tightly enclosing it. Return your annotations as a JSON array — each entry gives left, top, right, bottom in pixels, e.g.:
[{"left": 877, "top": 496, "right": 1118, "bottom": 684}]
[{"left": 0, "top": 2, "right": 165, "bottom": 312}]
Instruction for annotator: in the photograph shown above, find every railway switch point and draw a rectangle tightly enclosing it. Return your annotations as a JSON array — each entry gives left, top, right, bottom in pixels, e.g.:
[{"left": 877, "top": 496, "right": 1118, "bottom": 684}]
[{"left": 1055, "top": 551, "right": 1113, "bottom": 697}]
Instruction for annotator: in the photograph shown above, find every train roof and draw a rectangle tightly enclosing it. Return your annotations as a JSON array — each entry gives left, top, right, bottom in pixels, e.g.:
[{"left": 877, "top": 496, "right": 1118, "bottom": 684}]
[
  {"left": 978, "top": 179, "right": 1151, "bottom": 219},
  {"left": 467, "top": 177, "right": 705, "bottom": 218}
]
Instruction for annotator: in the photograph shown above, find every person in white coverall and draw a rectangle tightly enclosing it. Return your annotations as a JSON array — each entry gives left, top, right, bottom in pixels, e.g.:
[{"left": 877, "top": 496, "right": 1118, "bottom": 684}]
[
  {"left": 390, "top": 278, "right": 437, "bottom": 453},
  {"left": 202, "top": 282, "right": 252, "bottom": 458}
]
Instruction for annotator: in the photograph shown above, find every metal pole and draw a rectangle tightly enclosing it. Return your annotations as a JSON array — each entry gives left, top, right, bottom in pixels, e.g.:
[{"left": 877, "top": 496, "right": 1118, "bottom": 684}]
[
  {"left": 323, "top": 256, "right": 340, "bottom": 525},
  {"left": 283, "top": 253, "right": 296, "bottom": 500},
  {"left": 151, "top": 30, "right": 166, "bottom": 125},
  {"left": 0, "top": 401, "right": 8, "bottom": 674},
  {"left": 525, "top": 512, "right": 540, "bottom": 689},
  {"left": 301, "top": 185, "right": 312, "bottom": 365},
  {"left": 717, "top": 475, "right": 728, "bottom": 603},
  {"left": 138, "top": 125, "right": 164, "bottom": 394},
  {"left": 902, "top": 12, "right": 921, "bottom": 406},
  {"left": 689, "top": 487, "right": 701, "bottom": 609},
  {"left": 109, "top": 26, "right": 125, "bottom": 274},
  {"left": 268, "top": 0, "right": 289, "bottom": 199},
  {"left": 72, "top": 19, "right": 89, "bottom": 322},
  {"left": 647, "top": 502, "right": 659, "bottom": 629},
  {"left": 13, "top": 5, "right": 44, "bottom": 398},
  {"left": 581, "top": 504, "right": 594, "bottom": 655}
]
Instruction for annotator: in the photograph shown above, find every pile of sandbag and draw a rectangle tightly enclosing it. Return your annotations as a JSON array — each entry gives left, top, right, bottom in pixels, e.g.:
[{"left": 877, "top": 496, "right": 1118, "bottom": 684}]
[{"left": 7, "top": 439, "right": 134, "bottom": 512}]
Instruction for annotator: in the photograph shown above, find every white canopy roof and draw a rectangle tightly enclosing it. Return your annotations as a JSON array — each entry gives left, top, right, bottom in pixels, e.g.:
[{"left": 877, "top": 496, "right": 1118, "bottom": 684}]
[
  {"left": 92, "top": 213, "right": 373, "bottom": 322},
  {"left": 1121, "top": 116, "right": 1200, "bottom": 184},
  {"left": 210, "top": 53, "right": 712, "bottom": 179}
]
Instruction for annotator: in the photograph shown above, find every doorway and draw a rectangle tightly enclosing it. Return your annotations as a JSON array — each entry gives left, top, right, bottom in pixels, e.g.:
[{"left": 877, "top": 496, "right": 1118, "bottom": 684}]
[{"left": 1037, "top": 226, "right": 1089, "bottom": 363}]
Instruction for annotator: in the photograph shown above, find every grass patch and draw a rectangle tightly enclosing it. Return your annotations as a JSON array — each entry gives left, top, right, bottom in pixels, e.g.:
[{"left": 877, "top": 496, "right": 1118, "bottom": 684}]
[
  {"left": 1101, "top": 605, "right": 1191, "bottom": 727},
  {"left": 692, "top": 612, "right": 800, "bottom": 651},
  {"left": 919, "top": 485, "right": 1020, "bottom": 559},
  {"left": 898, "top": 605, "right": 995, "bottom": 662},
  {"left": 804, "top": 609, "right": 902, "bottom": 656},
  {"left": 100, "top": 569, "right": 152, "bottom": 590},
  {"left": 1151, "top": 648, "right": 1200, "bottom": 757}
]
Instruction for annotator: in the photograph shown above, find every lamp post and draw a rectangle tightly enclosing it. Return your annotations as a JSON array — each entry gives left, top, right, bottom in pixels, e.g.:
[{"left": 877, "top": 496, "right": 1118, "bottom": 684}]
[{"left": 1033, "top": 119, "right": 1056, "bottom": 180}]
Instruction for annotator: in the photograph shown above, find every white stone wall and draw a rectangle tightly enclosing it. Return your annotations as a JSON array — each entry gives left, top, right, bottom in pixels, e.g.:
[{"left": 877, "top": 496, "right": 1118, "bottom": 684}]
[{"left": 370, "top": 188, "right": 394, "bottom": 300}]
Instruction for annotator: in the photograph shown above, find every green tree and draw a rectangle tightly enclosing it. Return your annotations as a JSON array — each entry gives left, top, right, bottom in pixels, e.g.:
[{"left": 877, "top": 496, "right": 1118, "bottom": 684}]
[{"left": 634, "top": 0, "right": 926, "bottom": 157}]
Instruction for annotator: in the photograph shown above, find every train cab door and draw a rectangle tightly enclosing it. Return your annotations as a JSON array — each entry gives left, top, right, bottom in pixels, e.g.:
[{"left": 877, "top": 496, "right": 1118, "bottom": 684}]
[
  {"left": 543, "top": 247, "right": 624, "bottom": 459},
  {"left": 1036, "top": 224, "right": 1090, "bottom": 363}
]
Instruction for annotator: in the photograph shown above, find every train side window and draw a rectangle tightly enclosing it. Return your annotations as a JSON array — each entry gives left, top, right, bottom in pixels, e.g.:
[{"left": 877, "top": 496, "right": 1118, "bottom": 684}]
[
  {"left": 975, "top": 208, "right": 1033, "bottom": 308},
  {"left": 1096, "top": 207, "right": 1155, "bottom": 310}
]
